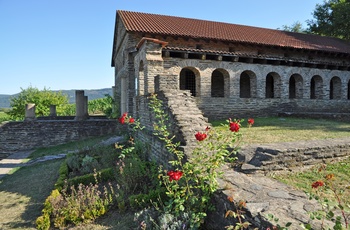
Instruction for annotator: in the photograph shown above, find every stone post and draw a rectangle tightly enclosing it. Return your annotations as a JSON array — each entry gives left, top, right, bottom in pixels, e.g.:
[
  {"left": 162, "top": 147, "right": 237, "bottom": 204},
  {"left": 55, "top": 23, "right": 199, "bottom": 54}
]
[
  {"left": 25, "top": 103, "right": 36, "bottom": 121},
  {"left": 49, "top": 105, "right": 57, "bottom": 117},
  {"left": 84, "top": 95, "right": 88, "bottom": 117},
  {"left": 75, "top": 90, "right": 88, "bottom": 120}
]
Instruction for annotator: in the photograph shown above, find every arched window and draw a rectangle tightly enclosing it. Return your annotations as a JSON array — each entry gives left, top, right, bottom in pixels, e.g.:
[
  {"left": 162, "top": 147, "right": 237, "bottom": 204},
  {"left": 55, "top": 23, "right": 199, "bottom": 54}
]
[
  {"left": 289, "top": 74, "right": 303, "bottom": 99},
  {"left": 266, "top": 74, "right": 274, "bottom": 98},
  {"left": 137, "top": 60, "right": 144, "bottom": 96},
  {"left": 330, "top": 76, "right": 341, "bottom": 100},
  {"left": 240, "top": 71, "right": 256, "bottom": 98},
  {"left": 211, "top": 69, "right": 224, "bottom": 97},
  {"left": 240, "top": 72, "right": 251, "bottom": 98},
  {"left": 266, "top": 72, "right": 281, "bottom": 98},
  {"left": 310, "top": 75, "right": 323, "bottom": 99},
  {"left": 180, "top": 68, "right": 196, "bottom": 96}
]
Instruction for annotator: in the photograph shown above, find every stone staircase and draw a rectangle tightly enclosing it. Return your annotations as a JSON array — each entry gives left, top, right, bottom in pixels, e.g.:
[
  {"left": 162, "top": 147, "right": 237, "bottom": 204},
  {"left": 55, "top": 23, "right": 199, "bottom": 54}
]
[{"left": 157, "top": 89, "right": 210, "bottom": 155}]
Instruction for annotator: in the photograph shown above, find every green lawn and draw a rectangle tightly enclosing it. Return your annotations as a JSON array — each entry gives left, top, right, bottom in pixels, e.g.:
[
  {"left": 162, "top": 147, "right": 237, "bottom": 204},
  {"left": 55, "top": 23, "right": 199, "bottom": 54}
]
[{"left": 212, "top": 117, "right": 350, "bottom": 145}]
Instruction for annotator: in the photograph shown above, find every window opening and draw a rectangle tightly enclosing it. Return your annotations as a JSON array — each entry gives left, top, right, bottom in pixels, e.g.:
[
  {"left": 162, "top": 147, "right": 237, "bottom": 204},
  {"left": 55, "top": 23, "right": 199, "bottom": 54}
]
[
  {"left": 211, "top": 70, "right": 224, "bottom": 97},
  {"left": 180, "top": 69, "right": 196, "bottom": 96}
]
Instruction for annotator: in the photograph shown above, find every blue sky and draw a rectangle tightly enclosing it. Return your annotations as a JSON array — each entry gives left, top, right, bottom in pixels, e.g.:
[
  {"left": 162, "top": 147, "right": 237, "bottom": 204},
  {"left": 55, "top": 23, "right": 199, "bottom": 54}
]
[{"left": 0, "top": 0, "right": 322, "bottom": 95}]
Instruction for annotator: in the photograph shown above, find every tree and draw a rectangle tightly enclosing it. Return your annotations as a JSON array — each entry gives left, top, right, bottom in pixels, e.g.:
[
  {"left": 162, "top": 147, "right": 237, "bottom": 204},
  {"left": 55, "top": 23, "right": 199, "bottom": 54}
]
[
  {"left": 279, "top": 21, "right": 306, "bottom": 33},
  {"left": 307, "top": 0, "right": 350, "bottom": 40},
  {"left": 7, "top": 86, "right": 69, "bottom": 120},
  {"left": 88, "top": 94, "right": 115, "bottom": 117}
]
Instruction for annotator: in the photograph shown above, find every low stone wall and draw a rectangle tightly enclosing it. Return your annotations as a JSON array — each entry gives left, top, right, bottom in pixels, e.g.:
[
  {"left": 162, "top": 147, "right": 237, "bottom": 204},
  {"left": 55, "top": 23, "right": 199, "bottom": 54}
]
[
  {"left": 198, "top": 97, "right": 350, "bottom": 121},
  {"left": 0, "top": 119, "right": 124, "bottom": 158},
  {"left": 238, "top": 138, "right": 350, "bottom": 173},
  {"left": 279, "top": 112, "right": 350, "bottom": 122}
]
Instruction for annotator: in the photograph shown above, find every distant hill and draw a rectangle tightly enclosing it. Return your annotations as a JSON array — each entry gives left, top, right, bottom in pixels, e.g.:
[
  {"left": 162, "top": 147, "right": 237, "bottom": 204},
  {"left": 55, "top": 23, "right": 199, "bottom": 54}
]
[{"left": 0, "top": 88, "right": 113, "bottom": 108}]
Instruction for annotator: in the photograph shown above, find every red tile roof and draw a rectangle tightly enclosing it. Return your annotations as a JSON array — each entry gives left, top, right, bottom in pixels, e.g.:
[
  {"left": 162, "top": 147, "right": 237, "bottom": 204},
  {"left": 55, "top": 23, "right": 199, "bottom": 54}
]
[{"left": 118, "top": 10, "right": 350, "bottom": 54}]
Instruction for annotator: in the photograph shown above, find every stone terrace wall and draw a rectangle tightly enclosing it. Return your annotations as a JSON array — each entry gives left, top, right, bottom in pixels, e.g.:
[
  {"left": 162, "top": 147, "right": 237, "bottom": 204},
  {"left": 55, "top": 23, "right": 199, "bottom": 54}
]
[
  {"left": 238, "top": 138, "right": 350, "bottom": 174},
  {"left": 0, "top": 119, "right": 124, "bottom": 158}
]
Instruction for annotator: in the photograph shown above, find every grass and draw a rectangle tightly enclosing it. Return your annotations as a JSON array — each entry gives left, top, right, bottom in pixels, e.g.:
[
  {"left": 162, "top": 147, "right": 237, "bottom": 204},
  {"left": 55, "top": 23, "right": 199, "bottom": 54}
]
[
  {"left": 272, "top": 158, "right": 350, "bottom": 214},
  {"left": 28, "top": 134, "right": 115, "bottom": 159},
  {"left": 0, "top": 160, "right": 63, "bottom": 229},
  {"left": 211, "top": 117, "right": 350, "bottom": 144}
]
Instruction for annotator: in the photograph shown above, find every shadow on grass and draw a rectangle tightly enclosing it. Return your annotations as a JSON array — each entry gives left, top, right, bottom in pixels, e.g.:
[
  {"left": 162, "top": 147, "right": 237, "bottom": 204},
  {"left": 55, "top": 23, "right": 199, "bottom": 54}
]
[{"left": 0, "top": 159, "right": 63, "bottom": 229}]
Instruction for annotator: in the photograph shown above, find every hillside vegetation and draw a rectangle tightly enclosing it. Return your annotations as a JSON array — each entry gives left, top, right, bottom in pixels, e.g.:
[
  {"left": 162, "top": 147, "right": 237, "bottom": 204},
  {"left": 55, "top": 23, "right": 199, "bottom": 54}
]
[{"left": 0, "top": 88, "right": 112, "bottom": 108}]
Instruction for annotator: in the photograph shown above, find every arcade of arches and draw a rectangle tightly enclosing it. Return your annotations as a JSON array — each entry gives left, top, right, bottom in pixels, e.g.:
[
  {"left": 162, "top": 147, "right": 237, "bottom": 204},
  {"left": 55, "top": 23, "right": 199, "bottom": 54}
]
[
  {"left": 128, "top": 42, "right": 350, "bottom": 120},
  {"left": 176, "top": 67, "right": 348, "bottom": 100}
]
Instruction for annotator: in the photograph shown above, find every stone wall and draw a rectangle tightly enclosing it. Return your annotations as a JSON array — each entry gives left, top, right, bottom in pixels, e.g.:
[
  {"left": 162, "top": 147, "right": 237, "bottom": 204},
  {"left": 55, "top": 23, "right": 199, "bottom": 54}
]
[
  {"left": 160, "top": 58, "right": 350, "bottom": 120},
  {"left": 238, "top": 138, "right": 350, "bottom": 174},
  {"left": 133, "top": 89, "right": 210, "bottom": 167},
  {"left": 0, "top": 119, "right": 124, "bottom": 158}
]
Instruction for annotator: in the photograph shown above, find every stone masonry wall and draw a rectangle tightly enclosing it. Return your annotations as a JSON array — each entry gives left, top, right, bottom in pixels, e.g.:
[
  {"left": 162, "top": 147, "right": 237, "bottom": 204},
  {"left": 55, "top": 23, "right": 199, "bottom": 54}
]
[
  {"left": 160, "top": 58, "right": 350, "bottom": 120},
  {"left": 133, "top": 89, "right": 210, "bottom": 167},
  {"left": 0, "top": 119, "right": 124, "bottom": 158},
  {"left": 238, "top": 138, "right": 350, "bottom": 174}
]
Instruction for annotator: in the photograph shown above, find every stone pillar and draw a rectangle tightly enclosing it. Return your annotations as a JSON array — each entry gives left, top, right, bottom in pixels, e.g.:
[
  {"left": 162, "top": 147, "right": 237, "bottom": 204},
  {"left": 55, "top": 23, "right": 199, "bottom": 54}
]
[
  {"left": 25, "top": 103, "right": 36, "bottom": 121},
  {"left": 84, "top": 96, "right": 88, "bottom": 116},
  {"left": 49, "top": 105, "right": 57, "bottom": 117},
  {"left": 75, "top": 90, "right": 88, "bottom": 120},
  {"left": 120, "top": 77, "right": 127, "bottom": 115}
]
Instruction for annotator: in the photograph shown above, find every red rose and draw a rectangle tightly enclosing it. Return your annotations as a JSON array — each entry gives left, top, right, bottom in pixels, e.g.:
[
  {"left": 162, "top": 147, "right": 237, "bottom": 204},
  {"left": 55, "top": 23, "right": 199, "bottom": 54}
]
[
  {"left": 195, "top": 132, "right": 207, "bottom": 141},
  {"left": 311, "top": 180, "right": 324, "bottom": 189},
  {"left": 167, "top": 170, "right": 183, "bottom": 181},
  {"left": 229, "top": 122, "right": 240, "bottom": 132},
  {"left": 129, "top": 117, "right": 135, "bottom": 123},
  {"left": 248, "top": 118, "right": 254, "bottom": 125},
  {"left": 118, "top": 116, "right": 125, "bottom": 124}
]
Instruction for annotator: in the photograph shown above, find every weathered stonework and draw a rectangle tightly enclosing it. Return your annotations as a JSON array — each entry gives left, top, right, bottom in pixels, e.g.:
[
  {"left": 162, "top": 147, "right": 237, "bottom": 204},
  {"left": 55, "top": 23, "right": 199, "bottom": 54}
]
[{"left": 0, "top": 119, "right": 124, "bottom": 158}]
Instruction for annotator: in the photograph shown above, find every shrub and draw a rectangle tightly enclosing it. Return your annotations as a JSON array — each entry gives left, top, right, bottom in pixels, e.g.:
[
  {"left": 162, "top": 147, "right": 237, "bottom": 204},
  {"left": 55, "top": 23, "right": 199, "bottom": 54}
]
[
  {"left": 55, "top": 160, "right": 69, "bottom": 190},
  {"left": 37, "top": 176, "right": 117, "bottom": 229},
  {"left": 67, "top": 168, "right": 114, "bottom": 187},
  {"left": 129, "top": 187, "right": 167, "bottom": 210}
]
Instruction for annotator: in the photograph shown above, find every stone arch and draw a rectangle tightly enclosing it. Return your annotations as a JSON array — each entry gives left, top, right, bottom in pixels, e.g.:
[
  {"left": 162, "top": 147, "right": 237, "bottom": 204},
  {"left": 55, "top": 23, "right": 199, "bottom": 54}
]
[
  {"left": 330, "top": 76, "right": 341, "bottom": 100},
  {"left": 265, "top": 72, "right": 281, "bottom": 98},
  {"left": 180, "top": 67, "right": 200, "bottom": 97},
  {"left": 310, "top": 75, "right": 323, "bottom": 99},
  {"left": 211, "top": 68, "right": 229, "bottom": 97},
  {"left": 240, "top": 70, "right": 257, "bottom": 98},
  {"left": 289, "top": 74, "right": 303, "bottom": 99}
]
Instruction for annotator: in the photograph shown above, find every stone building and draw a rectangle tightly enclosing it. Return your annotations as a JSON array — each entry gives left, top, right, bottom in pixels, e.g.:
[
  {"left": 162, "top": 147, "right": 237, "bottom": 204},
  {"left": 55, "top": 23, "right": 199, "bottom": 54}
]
[{"left": 111, "top": 10, "right": 350, "bottom": 120}]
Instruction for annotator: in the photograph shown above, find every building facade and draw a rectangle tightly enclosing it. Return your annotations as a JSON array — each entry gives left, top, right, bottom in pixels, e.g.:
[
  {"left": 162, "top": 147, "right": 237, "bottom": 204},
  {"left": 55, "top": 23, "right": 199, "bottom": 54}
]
[{"left": 111, "top": 10, "right": 350, "bottom": 120}]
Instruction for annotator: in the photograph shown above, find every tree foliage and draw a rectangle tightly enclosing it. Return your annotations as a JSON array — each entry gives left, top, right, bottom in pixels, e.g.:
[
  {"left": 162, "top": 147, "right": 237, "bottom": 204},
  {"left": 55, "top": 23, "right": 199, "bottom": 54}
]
[
  {"left": 7, "top": 86, "right": 69, "bottom": 120},
  {"left": 88, "top": 94, "right": 115, "bottom": 117},
  {"left": 279, "top": 21, "right": 306, "bottom": 33},
  {"left": 307, "top": 0, "right": 350, "bottom": 40}
]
